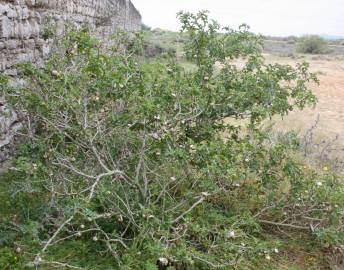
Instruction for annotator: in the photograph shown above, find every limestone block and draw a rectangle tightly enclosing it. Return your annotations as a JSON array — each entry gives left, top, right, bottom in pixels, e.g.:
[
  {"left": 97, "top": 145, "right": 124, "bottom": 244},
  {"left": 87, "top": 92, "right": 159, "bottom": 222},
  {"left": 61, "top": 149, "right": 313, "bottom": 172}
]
[
  {"left": 0, "top": 16, "right": 14, "bottom": 38},
  {"left": 5, "top": 6, "right": 17, "bottom": 19},
  {"left": 0, "top": 97, "right": 21, "bottom": 150},
  {"left": 28, "top": 18, "right": 40, "bottom": 37},
  {"left": 15, "top": 5, "right": 29, "bottom": 19},
  {"left": 5, "top": 39, "right": 19, "bottom": 49},
  {"left": 34, "top": 37, "right": 44, "bottom": 47},
  {"left": 25, "top": 0, "right": 36, "bottom": 7},
  {"left": 16, "top": 51, "right": 34, "bottom": 62},
  {"left": 0, "top": 55, "right": 7, "bottom": 71},
  {"left": 4, "top": 68, "right": 17, "bottom": 76},
  {"left": 0, "top": 4, "right": 7, "bottom": 15},
  {"left": 23, "top": 38, "right": 35, "bottom": 49},
  {"left": 18, "top": 20, "right": 32, "bottom": 39}
]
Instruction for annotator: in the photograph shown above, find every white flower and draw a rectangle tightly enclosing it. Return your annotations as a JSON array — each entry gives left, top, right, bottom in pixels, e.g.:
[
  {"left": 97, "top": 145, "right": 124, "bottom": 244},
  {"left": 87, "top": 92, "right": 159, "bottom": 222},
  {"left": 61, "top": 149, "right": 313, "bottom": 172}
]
[
  {"left": 158, "top": 257, "right": 169, "bottom": 266},
  {"left": 87, "top": 217, "right": 92, "bottom": 222},
  {"left": 80, "top": 224, "right": 85, "bottom": 229},
  {"left": 92, "top": 236, "right": 98, "bottom": 242},
  {"left": 52, "top": 70, "right": 59, "bottom": 76},
  {"left": 265, "top": 254, "right": 271, "bottom": 260},
  {"left": 170, "top": 176, "right": 176, "bottom": 181},
  {"left": 34, "top": 256, "right": 42, "bottom": 265},
  {"left": 234, "top": 183, "right": 241, "bottom": 187},
  {"left": 316, "top": 181, "right": 323, "bottom": 187},
  {"left": 16, "top": 247, "right": 22, "bottom": 253},
  {"left": 245, "top": 158, "right": 250, "bottom": 162},
  {"left": 227, "top": 230, "right": 235, "bottom": 239},
  {"left": 152, "top": 132, "right": 160, "bottom": 140},
  {"left": 273, "top": 248, "right": 279, "bottom": 254}
]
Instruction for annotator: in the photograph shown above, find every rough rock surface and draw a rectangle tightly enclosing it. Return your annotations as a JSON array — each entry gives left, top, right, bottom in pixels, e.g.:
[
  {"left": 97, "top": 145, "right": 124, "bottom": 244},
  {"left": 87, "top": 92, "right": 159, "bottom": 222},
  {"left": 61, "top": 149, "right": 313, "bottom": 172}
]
[{"left": 0, "top": 0, "right": 141, "bottom": 161}]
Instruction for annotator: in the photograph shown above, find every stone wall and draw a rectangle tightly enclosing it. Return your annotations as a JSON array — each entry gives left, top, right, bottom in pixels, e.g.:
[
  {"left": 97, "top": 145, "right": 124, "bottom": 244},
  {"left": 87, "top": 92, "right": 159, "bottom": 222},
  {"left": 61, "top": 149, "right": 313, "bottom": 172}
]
[
  {"left": 0, "top": 0, "right": 141, "bottom": 75},
  {"left": 0, "top": 0, "right": 141, "bottom": 160}
]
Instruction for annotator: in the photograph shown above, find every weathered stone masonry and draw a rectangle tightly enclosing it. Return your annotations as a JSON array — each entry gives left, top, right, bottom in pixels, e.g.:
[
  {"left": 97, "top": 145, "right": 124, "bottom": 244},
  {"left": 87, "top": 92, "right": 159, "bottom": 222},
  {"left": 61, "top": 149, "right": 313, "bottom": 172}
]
[
  {"left": 0, "top": 0, "right": 141, "bottom": 75},
  {"left": 0, "top": 0, "right": 141, "bottom": 160}
]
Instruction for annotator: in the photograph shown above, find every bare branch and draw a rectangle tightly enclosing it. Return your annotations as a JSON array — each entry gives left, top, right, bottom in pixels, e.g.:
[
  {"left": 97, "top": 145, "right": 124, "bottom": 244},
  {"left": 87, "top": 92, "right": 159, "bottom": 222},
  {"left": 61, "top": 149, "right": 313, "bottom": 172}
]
[
  {"left": 172, "top": 196, "right": 206, "bottom": 224},
  {"left": 41, "top": 260, "right": 86, "bottom": 269},
  {"left": 259, "top": 219, "right": 310, "bottom": 231}
]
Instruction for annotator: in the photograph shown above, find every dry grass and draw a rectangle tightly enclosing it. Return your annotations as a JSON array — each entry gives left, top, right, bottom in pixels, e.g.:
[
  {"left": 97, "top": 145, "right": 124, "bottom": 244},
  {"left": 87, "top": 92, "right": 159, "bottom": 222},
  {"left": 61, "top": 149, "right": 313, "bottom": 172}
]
[
  {"left": 264, "top": 54, "right": 344, "bottom": 138},
  {"left": 225, "top": 53, "right": 344, "bottom": 170},
  {"left": 264, "top": 54, "right": 344, "bottom": 166}
]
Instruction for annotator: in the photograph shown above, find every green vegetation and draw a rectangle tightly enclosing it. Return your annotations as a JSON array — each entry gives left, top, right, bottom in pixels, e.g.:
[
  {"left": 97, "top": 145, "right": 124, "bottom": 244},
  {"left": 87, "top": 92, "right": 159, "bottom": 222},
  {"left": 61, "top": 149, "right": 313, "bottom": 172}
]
[
  {"left": 296, "top": 35, "right": 329, "bottom": 54},
  {"left": 0, "top": 11, "right": 343, "bottom": 269},
  {"left": 141, "top": 24, "right": 152, "bottom": 31},
  {"left": 142, "top": 28, "right": 189, "bottom": 61}
]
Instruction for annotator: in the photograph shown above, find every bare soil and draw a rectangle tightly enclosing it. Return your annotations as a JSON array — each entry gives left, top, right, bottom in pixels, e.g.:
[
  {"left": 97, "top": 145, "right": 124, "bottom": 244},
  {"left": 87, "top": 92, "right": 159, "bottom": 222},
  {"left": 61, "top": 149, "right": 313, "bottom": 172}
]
[{"left": 265, "top": 54, "right": 344, "bottom": 142}]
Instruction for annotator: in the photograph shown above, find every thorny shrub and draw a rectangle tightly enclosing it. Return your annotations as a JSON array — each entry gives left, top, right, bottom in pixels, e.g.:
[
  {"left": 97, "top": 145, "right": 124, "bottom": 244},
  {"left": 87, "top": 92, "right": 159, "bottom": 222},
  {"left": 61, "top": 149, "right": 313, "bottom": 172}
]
[{"left": 1, "top": 11, "right": 343, "bottom": 269}]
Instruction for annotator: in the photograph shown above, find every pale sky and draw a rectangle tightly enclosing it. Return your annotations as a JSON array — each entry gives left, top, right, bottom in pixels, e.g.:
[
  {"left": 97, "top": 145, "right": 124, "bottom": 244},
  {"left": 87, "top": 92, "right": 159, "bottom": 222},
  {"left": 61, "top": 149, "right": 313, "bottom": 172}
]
[{"left": 131, "top": 0, "right": 344, "bottom": 37}]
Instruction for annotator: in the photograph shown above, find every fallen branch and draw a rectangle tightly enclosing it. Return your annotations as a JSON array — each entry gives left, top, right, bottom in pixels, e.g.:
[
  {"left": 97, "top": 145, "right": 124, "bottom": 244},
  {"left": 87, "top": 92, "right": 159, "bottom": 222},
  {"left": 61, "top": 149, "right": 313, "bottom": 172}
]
[
  {"left": 259, "top": 219, "right": 310, "bottom": 231},
  {"left": 172, "top": 196, "right": 205, "bottom": 224},
  {"left": 42, "top": 260, "right": 86, "bottom": 269},
  {"left": 192, "top": 255, "right": 235, "bottom": 268},
  {"left": 42, "top": 215, "right": 75, "bottom": 253}
]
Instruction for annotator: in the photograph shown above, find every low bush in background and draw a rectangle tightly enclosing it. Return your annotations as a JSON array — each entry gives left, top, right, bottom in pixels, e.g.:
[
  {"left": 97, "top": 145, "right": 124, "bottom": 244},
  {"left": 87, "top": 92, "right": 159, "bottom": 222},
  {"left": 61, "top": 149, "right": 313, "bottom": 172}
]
[
  {"left": 297, "top": 35, "right": 329, "bottom": 54},
  {"left": 0, "top": 11, "right": 343, "bottom": 269}
]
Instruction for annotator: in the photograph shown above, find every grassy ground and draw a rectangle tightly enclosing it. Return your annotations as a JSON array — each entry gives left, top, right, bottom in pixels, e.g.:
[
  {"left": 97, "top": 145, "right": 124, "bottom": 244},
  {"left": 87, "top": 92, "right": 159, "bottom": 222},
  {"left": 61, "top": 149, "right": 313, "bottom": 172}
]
[
  {"left": 261, "top": 54, "right": 344, "bottom": 171},
  {"left": 0, "top": 174, "right": 330, "bottom": 269}
]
